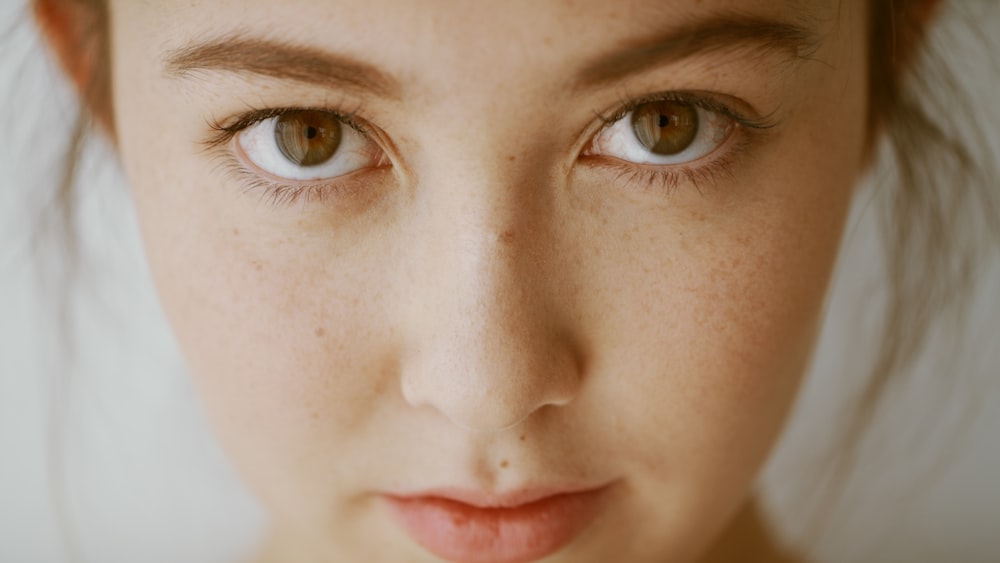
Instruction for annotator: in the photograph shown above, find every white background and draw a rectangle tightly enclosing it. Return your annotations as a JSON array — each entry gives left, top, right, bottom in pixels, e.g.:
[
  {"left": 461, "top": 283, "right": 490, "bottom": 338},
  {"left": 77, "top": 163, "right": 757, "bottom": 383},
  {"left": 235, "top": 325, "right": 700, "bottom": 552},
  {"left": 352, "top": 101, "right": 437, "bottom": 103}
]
[{"left": 1, "top": 1, "right": 998, "bottom": 562}]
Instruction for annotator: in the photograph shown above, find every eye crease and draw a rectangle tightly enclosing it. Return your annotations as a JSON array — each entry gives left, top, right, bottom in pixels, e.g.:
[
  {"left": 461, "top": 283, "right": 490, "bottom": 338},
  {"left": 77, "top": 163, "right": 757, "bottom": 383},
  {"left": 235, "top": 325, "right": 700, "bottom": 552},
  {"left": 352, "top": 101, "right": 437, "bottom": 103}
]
[{"left": 208, "top": 90, "right": 772, "bottom": 205}]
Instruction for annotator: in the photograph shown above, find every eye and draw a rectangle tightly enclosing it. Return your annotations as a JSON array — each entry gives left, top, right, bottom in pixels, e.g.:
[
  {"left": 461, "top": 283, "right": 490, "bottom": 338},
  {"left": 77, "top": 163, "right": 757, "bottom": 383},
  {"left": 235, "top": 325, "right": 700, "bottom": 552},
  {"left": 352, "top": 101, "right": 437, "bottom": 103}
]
[
  {"left": 587, "top": 100, "right": 736, "bottom": 166},
  {"left": 236, "top": 110, "right": 384, "bottom": 181}
]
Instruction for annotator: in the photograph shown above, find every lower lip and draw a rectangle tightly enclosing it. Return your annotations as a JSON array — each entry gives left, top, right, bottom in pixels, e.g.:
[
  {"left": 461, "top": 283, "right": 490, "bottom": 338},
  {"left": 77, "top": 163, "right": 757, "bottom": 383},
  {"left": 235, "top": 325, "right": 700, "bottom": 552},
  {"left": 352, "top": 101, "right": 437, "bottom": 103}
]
[{"left": 383, "top": 488, "right": 608, "bottom": 563}]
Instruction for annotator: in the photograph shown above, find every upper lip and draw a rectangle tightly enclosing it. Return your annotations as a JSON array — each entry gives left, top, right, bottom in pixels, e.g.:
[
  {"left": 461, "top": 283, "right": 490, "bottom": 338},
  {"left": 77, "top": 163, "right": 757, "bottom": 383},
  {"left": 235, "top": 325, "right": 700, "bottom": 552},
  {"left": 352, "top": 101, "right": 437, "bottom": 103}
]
[{"left": 383, "top": 482, "right": 614, "bottom": 509}]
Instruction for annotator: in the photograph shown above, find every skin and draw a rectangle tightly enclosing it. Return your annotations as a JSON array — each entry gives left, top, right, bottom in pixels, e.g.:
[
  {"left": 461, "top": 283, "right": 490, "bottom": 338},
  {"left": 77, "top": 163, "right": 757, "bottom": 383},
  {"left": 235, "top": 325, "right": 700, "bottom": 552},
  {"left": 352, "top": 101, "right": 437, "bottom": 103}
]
[{"left": 97, "top": 0, "right": 870, "bottom": 561}]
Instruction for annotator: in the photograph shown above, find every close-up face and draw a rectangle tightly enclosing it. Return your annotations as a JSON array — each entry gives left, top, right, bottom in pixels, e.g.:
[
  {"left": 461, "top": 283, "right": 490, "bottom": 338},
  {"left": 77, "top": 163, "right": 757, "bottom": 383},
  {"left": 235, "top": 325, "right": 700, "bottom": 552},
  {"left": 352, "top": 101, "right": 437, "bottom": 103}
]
[{"left": 107, "top": 0, "right": 869, "bottom": 561}]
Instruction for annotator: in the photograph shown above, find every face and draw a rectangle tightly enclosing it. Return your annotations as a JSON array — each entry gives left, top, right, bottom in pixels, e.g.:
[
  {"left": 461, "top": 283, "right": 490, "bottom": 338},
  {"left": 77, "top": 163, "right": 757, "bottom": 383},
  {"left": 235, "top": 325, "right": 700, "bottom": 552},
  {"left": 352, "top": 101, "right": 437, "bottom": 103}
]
[{"left": 108, "top": 0, "right": 869, "bottom": 561}]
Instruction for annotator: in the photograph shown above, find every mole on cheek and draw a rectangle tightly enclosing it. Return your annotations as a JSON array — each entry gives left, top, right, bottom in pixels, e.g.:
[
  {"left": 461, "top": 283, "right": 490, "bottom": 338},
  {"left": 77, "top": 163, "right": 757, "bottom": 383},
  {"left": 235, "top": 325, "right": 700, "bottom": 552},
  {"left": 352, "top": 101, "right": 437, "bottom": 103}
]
[
  {"left": 500, "top": 460, "right": 509, "bottom": 469},
  {"left": 315, "top": 327, "right": 326, "bottom": 338}
]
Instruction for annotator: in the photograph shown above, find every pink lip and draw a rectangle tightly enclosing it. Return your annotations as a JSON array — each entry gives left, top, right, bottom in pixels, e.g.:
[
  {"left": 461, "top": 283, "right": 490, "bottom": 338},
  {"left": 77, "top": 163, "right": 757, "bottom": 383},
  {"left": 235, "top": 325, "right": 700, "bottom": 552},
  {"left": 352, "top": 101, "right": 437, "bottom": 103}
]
[{"left": 382, "top": 485, "right": 610, "bottom": 563}]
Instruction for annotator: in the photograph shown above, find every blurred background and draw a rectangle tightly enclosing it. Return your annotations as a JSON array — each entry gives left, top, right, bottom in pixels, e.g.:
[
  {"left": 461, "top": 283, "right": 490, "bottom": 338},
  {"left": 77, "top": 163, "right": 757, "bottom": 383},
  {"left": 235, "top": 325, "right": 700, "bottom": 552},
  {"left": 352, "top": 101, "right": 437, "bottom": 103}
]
[{"left": 1, "top": 1, "right": 998, "bottom": 562}]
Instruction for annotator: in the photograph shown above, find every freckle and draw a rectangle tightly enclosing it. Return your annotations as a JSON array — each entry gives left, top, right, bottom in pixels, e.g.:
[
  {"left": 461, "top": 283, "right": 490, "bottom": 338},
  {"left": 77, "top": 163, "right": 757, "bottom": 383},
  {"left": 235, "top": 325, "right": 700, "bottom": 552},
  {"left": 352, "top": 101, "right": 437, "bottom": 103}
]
[
  {"left": 498, "top": 230, "right": 515, "bottom": 245},
  {"left": 314, "top": 327, "right": 326, "bottom": 337},
  {"left": 254, "top": 262, "right": 263, "bottom": 272},
  {"left": 500, "top": 460, "right": 509, "bottom": 469},
  {"left": 519, "top": 434, "right": 525, "bottom": 442},
  {"left": 232, "top": 228, "right": 239, "bottom": 236},
  {"left": 507, "top": 154, "right": 516, "bottom": 162}
]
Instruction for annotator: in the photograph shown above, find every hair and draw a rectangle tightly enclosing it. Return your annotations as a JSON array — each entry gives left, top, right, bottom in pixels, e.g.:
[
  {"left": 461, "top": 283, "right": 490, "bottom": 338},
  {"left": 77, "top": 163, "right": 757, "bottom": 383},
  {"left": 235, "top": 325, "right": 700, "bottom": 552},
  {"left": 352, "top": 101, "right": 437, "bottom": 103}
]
[
  {"left": 18, "top": 0, "right": 1000, "bottom": 557},
  {"left": 809, "top": 1, "right": 1000, "bottom": 546}
]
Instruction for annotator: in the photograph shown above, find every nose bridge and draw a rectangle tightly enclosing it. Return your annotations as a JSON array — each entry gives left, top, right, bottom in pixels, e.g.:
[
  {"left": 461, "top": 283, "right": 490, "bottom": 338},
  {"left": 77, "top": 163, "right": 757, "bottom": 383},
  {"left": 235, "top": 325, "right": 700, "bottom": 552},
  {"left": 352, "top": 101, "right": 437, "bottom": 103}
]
[{"left": 398, "top": 144, "right": 580, "bottom": 432}]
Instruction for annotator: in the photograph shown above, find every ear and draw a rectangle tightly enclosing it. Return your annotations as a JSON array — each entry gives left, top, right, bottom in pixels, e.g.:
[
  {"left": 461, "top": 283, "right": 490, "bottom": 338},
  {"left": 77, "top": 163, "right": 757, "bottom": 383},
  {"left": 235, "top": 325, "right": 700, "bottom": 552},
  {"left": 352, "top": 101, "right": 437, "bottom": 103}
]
[
  {"left": 34, "top": 0, "right": 95, "bottom": 95},
  {"left": 908, "top": 0, "right": 945, "bottom": 30},
  {"left": 33, "top": 0, "right": 113, "bottom": 131},
  {"left": 895, "top": 0, "right": 946, "bottom": 70},
  {"left": 865, "top": 0, "right": 945, "bottom": 151}
]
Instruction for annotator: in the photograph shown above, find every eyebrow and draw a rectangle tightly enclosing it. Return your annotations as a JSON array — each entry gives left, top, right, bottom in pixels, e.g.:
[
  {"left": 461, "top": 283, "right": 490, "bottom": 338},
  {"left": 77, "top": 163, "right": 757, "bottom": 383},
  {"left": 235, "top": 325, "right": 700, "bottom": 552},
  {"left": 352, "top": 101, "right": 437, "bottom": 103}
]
[
  {"left": 163, "top": 14, "right": 820, "bottom": 97},
  {"left": 574, "top": 14, "right": 821, "bottom": 89},
  {"left": 164, "top": 35, "right": 400, "bottom": 99}
]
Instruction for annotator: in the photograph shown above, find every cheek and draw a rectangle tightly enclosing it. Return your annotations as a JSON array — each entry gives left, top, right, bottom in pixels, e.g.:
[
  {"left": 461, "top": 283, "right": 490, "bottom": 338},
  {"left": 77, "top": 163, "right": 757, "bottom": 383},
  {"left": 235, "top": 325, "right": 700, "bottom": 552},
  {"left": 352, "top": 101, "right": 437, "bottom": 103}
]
[
  {"left": 109, "top": 30, "right": 414, "bottom": 528},
  {"left": 114, "top": 102, "right": 397, "bottom": 511},
  {"left": 562, "top": 53, "right": 868, "bottom": 541},
  {"left": 112, "top": 53, "right": 390, "bottom": 442},
  {"left": 158, "top": 239, "right": 390, "bottom": 430},
  {"left": 554, "top": 179, "right": 854, "bottom": 559},
  {"left": 566, "top": 189, "right": 843, "bottom": 463},
  {"left": 121, "top": 179, "right": 407, "bottom": 530}
]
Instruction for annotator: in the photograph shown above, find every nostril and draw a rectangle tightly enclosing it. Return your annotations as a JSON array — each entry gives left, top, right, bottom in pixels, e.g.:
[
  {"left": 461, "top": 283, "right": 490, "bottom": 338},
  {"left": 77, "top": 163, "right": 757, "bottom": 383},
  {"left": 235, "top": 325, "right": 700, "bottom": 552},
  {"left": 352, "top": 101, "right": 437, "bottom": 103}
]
[
  {"left": 427, "top": 400, "right": 548, "bottom": 434},
  {"left": 395, "top": 219, "right": 583, "bottom": 433},
  {"left": 448, "top": 409, "right": 534, "bottom": 434},
  {"left": 400, "top": 379, "right": 514, "bottom": 432},
  {"left": 399, "top": 362, "right": 578, "bottom": 433}
]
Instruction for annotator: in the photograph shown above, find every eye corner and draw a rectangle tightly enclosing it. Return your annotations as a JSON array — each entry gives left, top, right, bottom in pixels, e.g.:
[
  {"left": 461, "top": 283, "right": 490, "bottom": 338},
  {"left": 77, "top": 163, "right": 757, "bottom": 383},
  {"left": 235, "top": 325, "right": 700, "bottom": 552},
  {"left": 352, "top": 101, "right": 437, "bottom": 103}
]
[
  {"left": 577, "top": 92, "right": 766, "bottom": 196},
  {"left": 587, "top": 96, "right": 727, "bottom": 165}
]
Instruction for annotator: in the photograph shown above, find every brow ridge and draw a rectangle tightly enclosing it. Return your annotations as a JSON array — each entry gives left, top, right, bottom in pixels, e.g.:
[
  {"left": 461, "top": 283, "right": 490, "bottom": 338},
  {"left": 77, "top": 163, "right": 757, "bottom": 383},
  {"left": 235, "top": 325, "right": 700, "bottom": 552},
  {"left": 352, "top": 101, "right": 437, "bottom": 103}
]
[
  {"left": 164, "top": 15, "right": 820, "bottom": 97},
  {"left": 163, "top": 35, "right": 399, "bottom": 98},
  {"left": 575, "top": 14, "right": 822, "bottom": 88}
]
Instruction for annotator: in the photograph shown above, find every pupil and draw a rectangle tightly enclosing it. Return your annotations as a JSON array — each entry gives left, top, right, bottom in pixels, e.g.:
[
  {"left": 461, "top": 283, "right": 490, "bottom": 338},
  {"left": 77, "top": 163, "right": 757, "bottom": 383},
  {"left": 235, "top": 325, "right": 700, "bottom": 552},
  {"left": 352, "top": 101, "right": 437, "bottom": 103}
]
[
  {"left": 658, "top": 115, "right": 669, "bottom": 127},
  {"left": 305, "top": 126, "right": 318, "bottom": 140}
]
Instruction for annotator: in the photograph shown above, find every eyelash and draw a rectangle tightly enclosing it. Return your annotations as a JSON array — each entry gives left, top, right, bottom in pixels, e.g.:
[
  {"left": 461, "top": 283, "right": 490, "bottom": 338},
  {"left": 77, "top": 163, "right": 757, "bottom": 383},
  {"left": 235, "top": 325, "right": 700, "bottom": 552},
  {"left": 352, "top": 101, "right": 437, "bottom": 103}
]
[
  {"left": 204, "top": 106, "right": 377, "bottom": 206},
  {"left": 205, "top": 106, "right": 370, "bottom": 148},
  {"left": 204, "top": 92, "right": 776, "bottom": 205},
  {"left": 585, "top": 91, "right": 776, "bottom": 195}
]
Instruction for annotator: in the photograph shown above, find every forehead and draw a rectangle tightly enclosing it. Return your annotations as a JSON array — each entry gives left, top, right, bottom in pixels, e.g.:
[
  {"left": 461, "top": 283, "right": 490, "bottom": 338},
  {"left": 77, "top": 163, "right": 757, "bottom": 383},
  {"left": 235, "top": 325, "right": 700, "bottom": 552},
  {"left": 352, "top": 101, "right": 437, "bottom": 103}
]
[{"left": 135, "top": 0, "right": 824, "bottom": 29}]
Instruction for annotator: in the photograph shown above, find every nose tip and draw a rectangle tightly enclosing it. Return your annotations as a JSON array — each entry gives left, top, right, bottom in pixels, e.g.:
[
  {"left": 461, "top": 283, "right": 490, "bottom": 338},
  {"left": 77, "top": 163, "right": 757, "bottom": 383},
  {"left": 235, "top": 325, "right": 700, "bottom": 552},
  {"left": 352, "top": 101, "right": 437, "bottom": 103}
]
[
  {"left": 400, "top": 341, "right": 579, "bottom": 432},
  {"left": 395, "top": 156, "right": 582, "bottom": 432},
  {"left": 397, "top": 225, "right": 582, "bottom": 432}
]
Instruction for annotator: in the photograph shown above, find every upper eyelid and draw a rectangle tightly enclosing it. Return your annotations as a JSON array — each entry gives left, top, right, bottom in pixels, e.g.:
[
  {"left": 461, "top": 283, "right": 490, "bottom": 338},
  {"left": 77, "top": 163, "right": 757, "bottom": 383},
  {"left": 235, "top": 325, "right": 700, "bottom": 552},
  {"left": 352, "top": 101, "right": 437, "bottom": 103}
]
[
  {"left": 596, "top": 91, "right": 778, "bottom": 131},
  {"left": 200, "top": 92, "right": 775, "bottom": 163},
  {"left": 203, "top": 95, "right": 764, "bottom": 205},
  {"left": 202, "top": 106, "right": 371, "bottom": 150}
]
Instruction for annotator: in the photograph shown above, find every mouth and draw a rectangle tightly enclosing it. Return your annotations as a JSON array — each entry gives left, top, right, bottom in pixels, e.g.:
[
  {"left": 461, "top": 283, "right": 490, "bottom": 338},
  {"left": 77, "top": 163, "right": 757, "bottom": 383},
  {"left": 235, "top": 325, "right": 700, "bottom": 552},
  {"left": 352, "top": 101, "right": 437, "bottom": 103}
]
[{"left": 381, "top": 484, "right": 612, "bottom": 563}]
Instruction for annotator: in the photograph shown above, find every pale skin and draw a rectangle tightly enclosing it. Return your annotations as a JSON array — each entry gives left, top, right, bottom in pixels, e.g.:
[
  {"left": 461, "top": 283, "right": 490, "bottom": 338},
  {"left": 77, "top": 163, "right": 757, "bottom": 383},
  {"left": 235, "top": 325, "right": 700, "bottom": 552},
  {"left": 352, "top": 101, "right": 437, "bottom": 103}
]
[{"left": 86, "top": 0, "right": 868, "bottom": 560}]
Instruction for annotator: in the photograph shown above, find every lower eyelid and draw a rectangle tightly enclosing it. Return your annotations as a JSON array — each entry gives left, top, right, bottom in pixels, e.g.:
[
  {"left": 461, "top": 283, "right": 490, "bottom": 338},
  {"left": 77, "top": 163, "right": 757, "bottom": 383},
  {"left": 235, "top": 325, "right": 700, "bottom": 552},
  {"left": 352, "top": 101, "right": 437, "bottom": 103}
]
[
  {"left": 586, "top": 104, "right": 731, "bottom": 163},
  {"left": 203, "top": 135, "right": 356, "bottom": 205},
  {"left": 578, "top": 127, "right": 754, "bottom": 197},
  {"left": 224, "top": 155, "right": 395, "bottom": 208},
  {"left": 213, "top": 98, "right": 756, "bottom": 205},
  {"left": 586, "top": 115, "right": 737, "bottom": 166}
]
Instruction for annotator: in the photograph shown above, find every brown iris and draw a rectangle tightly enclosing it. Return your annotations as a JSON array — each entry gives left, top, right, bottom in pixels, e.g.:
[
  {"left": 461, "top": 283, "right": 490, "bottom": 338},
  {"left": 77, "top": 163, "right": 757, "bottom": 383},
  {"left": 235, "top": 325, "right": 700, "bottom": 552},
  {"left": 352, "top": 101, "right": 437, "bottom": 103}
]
[
  {"left": 630, "top": 101, "right": 699, "bottom": 156},
  {"left": 274, "top": 110, "right": 342, "bottom": 166}
]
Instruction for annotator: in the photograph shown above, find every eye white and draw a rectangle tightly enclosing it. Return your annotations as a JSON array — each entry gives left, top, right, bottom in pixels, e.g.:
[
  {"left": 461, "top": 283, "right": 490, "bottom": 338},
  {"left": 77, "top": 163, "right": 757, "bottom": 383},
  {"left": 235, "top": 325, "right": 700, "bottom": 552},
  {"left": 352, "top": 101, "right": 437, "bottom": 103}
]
[
  {"left": 589, "top": 105, "right": 733, "bottom": 166},
  {"left": 237, "top": 115, "right": 377, "bottom": 181}
]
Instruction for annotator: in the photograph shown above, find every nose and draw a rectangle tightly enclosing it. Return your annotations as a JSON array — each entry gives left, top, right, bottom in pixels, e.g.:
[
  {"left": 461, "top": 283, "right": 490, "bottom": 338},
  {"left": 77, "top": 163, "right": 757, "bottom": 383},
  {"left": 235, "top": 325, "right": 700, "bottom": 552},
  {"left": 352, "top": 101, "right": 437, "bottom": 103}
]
[{"left": 397, "top": 163, "right": 582, "bottom": 432}]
